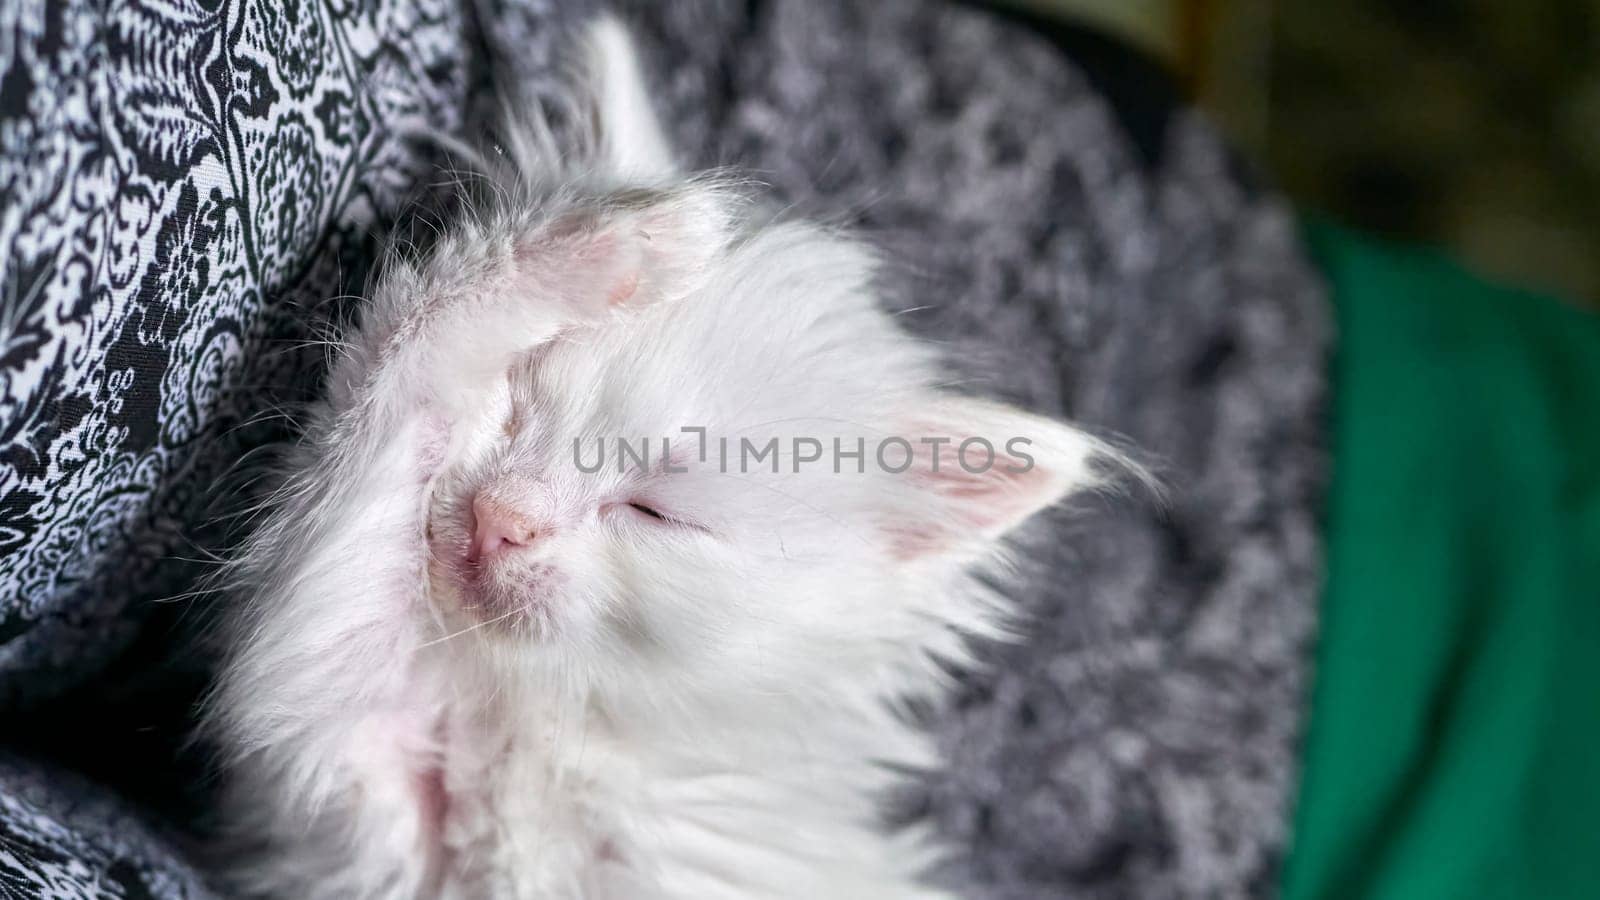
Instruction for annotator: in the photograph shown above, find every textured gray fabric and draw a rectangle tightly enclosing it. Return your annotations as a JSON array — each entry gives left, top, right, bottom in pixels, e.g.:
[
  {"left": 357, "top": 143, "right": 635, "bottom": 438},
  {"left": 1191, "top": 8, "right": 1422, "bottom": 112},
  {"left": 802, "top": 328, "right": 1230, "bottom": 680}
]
[{"left": 0, "top": 0, "right": 1328, "bottom": 896}]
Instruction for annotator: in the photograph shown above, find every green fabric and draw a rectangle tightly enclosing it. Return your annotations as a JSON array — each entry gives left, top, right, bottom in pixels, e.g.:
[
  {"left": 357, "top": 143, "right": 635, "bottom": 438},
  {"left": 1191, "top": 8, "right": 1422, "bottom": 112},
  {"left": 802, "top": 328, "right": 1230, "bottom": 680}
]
[{"left": 1284, "top": 223, "right": 1600, "bottom": 900}]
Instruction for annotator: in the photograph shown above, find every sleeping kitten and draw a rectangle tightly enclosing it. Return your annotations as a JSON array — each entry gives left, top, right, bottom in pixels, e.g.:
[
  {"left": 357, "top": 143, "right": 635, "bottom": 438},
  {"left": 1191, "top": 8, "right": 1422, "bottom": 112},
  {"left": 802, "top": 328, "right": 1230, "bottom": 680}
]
[{"left": 210, "top": 17, "right": 1120, "bottom": 900}]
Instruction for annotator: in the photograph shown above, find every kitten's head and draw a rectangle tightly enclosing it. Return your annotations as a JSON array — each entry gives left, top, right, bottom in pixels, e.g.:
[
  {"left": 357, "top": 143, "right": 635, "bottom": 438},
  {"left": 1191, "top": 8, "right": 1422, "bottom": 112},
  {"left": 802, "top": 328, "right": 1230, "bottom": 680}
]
[{"left": 419, "top": 19, "right": 1113, "bottom": 698}]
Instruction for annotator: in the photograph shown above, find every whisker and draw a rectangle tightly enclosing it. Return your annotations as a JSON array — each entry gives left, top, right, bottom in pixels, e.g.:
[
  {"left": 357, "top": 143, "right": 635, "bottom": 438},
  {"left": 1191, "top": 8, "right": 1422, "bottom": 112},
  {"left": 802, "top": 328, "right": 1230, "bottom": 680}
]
[{"left": 415, "top": 604, "right": 527, "bottom": 649}]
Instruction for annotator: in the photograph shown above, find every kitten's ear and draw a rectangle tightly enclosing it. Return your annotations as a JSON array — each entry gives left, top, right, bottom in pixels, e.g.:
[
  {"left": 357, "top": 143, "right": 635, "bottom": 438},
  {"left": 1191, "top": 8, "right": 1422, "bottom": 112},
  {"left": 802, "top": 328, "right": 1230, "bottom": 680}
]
[
  {"left": 584, "top": 16, "right": 676, "bottom": 180},
  {"left": 557, "top": 17, "right": 725, "bottom": 308},
  {"left": 531, "top": 185, "right": 734, "bottom": 311},
  {"left": 884, "top": 397, "right": 1116, "bottom": 561}
]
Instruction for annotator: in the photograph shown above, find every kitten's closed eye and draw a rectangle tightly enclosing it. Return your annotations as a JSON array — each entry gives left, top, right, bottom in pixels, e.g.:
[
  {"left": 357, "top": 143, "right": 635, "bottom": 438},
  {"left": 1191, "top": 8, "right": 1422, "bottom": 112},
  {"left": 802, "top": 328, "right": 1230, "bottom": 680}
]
[
  {"left": 604, "top": 499, "right": 707, "bottom": 534},
  {"left": 627, "top": 501, "right": 668, "bottom": 521},
  {"left": 599, "top": 499, "right": 674, "bottom": 523}
]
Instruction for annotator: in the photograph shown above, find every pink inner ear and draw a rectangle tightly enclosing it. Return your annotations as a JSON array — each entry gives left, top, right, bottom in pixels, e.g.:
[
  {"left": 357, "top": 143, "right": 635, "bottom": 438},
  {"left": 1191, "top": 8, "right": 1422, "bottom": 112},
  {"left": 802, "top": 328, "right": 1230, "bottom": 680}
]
[
  {"left": 885, "top": 523, "right": 941, "bottom": 561},
  {"left": 918, "top": 438, "right": 1042, "bottom": 512},
  {"left": 511, "top": 221, "right": 649, "bottom": 315},
  {"left": 607, "top": 270, "right": 640, "bottom": 305},
  {"left": 885, "top": 433, "right": 1060, "bottom": 561}
]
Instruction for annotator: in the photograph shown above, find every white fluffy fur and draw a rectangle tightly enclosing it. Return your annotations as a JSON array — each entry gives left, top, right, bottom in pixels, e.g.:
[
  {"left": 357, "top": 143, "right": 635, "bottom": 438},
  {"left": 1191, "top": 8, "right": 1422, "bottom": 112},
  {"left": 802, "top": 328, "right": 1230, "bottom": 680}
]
[{"left": 209, "top": 18, "right": 1115, "bottom": 899}]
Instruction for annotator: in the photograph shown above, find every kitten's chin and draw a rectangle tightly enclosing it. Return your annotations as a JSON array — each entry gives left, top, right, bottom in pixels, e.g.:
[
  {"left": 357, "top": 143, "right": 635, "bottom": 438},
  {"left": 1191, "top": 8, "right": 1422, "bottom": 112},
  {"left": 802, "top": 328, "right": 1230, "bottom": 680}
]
[{"left": 427, "top": 560, "right": 568, "bottom": 642}]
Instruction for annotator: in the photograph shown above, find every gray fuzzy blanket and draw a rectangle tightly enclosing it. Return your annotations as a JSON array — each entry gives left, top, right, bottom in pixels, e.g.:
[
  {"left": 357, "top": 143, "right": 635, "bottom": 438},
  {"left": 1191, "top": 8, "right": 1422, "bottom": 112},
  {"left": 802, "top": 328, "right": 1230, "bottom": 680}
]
[{"left": 0, "top": 0, "right": 1328, "bottom": 896}]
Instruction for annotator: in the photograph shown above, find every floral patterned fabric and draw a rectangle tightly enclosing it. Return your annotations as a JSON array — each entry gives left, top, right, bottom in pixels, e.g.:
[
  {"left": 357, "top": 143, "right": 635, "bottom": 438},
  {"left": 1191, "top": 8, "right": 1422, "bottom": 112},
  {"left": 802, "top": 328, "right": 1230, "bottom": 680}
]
[
  {"left": 0, "top": 0, "right": 484, "bottom": 708},
  {"left": 0, "top": 0, "right": 507, "bottom": 889},
  {"left": 0, "top": 753, "right": 212, "bottom": 899}
]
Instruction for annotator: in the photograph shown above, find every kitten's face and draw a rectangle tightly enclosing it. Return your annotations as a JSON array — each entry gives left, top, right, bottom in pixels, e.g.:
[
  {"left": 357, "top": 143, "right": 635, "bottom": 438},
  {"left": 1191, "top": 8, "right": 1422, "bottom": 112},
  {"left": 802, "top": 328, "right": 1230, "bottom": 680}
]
[
  {"left": 419, "top": 204, "right": 1098, "bottom": 689},
  {"left": 424, "top": 221, "right": 912, "bottom": 658},
  {"left": 407, "top": 25, "right": 1101, "bottom": 688}
]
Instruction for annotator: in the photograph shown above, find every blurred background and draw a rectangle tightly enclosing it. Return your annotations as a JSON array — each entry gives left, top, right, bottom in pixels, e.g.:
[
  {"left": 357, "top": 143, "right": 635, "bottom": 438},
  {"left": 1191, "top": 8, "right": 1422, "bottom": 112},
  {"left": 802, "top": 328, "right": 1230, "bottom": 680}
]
[{"left": 996, "top": 0, "right": 1600, "bottom": 305}]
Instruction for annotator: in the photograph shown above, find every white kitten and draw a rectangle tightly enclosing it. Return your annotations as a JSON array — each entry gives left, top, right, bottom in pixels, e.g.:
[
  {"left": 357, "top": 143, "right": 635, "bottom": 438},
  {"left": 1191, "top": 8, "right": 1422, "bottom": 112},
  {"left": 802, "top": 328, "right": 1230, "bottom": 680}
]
[{"left": 209, "top": 17, "right": 1118, "bottom": 900}]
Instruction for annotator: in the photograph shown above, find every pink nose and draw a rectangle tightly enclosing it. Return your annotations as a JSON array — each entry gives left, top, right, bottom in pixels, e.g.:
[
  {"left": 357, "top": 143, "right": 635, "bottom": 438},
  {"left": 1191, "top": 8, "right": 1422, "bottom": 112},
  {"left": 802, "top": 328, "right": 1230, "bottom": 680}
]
[{"left": 468, "top": 492, "right": 537, "bottom": 564}]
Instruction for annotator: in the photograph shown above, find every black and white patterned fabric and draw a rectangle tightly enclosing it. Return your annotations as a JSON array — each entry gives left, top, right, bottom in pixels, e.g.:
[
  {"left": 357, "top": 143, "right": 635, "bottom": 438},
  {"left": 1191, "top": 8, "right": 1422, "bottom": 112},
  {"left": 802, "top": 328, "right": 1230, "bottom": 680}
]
[
  {"left": 0, "top": 753, "right": 212, "bottom": 899},
  {"left": 0, "top": 0, "right": 479, "bottom": 708},
  {"left": 0, "top": 0, "right": 1329, "bottom": 896},
  {"left": 0, "top": 0, "right": 495, "bottom": 888}
]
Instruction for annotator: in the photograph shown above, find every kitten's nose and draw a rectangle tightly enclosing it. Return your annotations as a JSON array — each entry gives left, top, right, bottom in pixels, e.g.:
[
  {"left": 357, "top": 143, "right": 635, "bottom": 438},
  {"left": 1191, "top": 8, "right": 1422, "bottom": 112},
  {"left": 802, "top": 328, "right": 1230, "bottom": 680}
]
[{"left": 468, "top": 492, "right": 538, "bottom": 564}]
